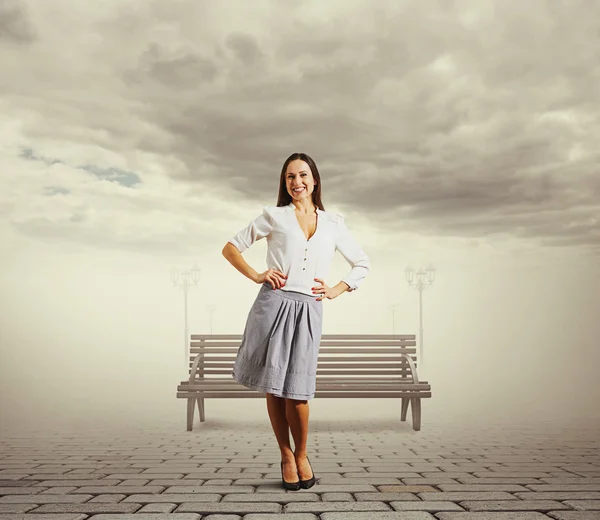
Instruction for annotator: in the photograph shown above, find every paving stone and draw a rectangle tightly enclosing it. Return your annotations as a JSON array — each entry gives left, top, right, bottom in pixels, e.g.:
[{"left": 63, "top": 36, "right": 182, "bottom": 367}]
[
  {"left": 540, "top": 479, "right": 600, "bottom": 485},
  {"left": 188, "top": 473, "right": 263, "bottom": 479},
  {"left": 284, "top": 501, "right": 392, "bottom": 513},
  {"left": 438, "top": 485, "right": 530, "bottom": 492},
  {"left": 562, "top": 500, "right": 600, "bottom": 510},
  {"left": 31, "top": 480, "right": 121, "bottom": 487},
  {"left": 436, "top": 514, "right": 550, "bottom": 519},
  {"left": 137, "top": 503, "right": 178, "bottom": 513},
  {"left": 0, "top": 489, "right": 45, "bottom": 496},
  {"left": 317, "top": 477, "right": 403, "bottom": 485},
  {"left": 0, "top": 495, "right": 93, "bottom": 504},
  {"left": 418, "top": 492, "right": 518, "bottom": 501},
  {"left": 548, "top": 512, "right": 600, "bottom": 519},
  {"left": 0, "top": 515, "right": 89, "bottom": 520},
  {"left": 122, "top": 494, "right": 223, "bottom": 503},
  {"left": 400, "top": 478, "right": 461, "bottom": 484},
  {"left": 149, "top": 480, "right": 207, "bottom": 486},
  {"left": 162, "top": 487, "right": 254, "bottom": 494},
  {"left": 0, "top": 505, "right": 38, "bottom": 514},
  {"left": 88, "top": 512, "right": 204, "bottom": 520},
  {"left": 28, "top": 503, "right": 142, "bottom": 513},
  {"left": 175, "top": 502, "right": 281, "bottom": 514},
  {"left": 88, "top": 494, "right": 127, "bottom": 503},
  {"left": 38, "top": 488, "right": 77, "bottom": 494},
  {"left": 320, "top": 513, "right": 436, "bottom": 519},
  {"left": 389, "top": 501, "right": 465, "bottom": 511},
  {"left": 459, "top": 500, "right": 572, "bottom": 511},
  {"left": 256, "top": 484, "right": 377, "bottom": 493},
  {"left": 322, "top": 492, "right": 355, "bottom": 501},
  {"left": 243, "top": 515, "right": 318, "bottom": 519},
  {"left": 472, "top": 472, "right": 554, "bottom": 478},
  {"left": 99, "top": 474, "right": 148, "bottom": 479},
  {"left": 457, "top": 478, "right": 544, "bottom": 485},
  {"left": 354, "top": 493, "right": 419, "bottom": 501},
  {"left": 221, "top": 493, "right": 318, "bottom": 502},
  {"left": 71, "top": 486, "right": 165, "bottom": 494},
  {"left": 378, "top": 485, "right": 438, "bottom": 493},
  {"left": 202, "top": 515, "right": 242, "bottom": 520},
  {"left": 527, "top": 484, "right": 600, "bottom": 492},
  {"left": 515, "top": 492, "right": 600, "bottom": 500},
  {"left": 225, "top": 479, "right": 281, "bottom": 486}
]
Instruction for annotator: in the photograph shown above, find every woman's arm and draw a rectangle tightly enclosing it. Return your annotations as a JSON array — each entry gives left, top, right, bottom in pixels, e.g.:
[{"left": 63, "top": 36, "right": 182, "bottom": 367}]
[{"left": 222, "top": 242, "right": 259, "bottom": 283}]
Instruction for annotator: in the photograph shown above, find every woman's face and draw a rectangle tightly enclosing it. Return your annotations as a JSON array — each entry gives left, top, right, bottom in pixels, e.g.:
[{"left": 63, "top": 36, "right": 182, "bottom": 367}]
[{"left": 286, "top": 159, "right": 317, "bottom": 202}]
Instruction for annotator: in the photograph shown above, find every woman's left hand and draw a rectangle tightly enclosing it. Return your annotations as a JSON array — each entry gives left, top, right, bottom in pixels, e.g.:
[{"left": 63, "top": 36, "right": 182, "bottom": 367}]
[{"left": 312, "top": 278, "right": 335, "bottom": 301}]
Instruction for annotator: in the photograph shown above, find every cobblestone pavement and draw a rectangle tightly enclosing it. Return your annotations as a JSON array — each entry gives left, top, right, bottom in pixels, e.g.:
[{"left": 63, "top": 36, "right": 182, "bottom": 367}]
[{"left": 1, "top": 401, "right": 599, "bottom": 520}]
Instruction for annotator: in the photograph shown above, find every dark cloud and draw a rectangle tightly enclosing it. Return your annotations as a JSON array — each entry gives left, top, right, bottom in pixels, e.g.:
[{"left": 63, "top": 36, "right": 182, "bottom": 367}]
[
  {"left": 0, "top": 0, "right": 35, "bottom": 44},
  {"left": 132, "top": 43, "right": 219, "bottom": 87},
  {"left": 2, "top": 0, "right": 599, "bottom": 253}
]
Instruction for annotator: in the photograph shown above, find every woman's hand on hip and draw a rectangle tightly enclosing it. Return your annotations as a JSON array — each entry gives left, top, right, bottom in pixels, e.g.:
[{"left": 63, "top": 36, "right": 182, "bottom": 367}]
[
  {"left": 255, "top": 269, "right": 287, "bottom": 289},
  {"left": 312, "top": 278, "right": 337, "bottom": 301}
]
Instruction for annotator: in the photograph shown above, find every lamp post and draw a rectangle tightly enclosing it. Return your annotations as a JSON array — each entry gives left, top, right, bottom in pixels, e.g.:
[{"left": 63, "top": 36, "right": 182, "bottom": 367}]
[
  {"left": 170, "top": 263, "right": 201, "bottom": 369},
  {"left": 206, "top": 304, "right": 217, "bottom": 335},
  {"left": 389, "top": 303, "right": 401, "bottom": 336},
  {"left": 405, "top": 264, "right": 436, "bottom": 364}
]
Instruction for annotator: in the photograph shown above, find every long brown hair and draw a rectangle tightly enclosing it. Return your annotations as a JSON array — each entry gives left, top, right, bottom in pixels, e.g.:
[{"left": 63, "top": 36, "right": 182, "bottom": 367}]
[{"left": 276, "top": 152, "right": 325, "bottom": 211}]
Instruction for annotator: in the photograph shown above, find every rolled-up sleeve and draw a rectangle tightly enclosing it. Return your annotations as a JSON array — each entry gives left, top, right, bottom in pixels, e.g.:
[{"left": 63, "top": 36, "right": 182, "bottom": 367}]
[
  {"left": 228, "top": 206, "right": 274, "bottom": 253},
  {"left": 335, "top": 214, "right": 370, "bottom": 291}
]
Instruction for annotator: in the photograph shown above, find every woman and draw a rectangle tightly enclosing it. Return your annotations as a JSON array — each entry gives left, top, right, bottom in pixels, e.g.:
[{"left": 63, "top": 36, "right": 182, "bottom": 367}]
[{"left": 221, "top": 152, "right": 370, "bottom": 491}]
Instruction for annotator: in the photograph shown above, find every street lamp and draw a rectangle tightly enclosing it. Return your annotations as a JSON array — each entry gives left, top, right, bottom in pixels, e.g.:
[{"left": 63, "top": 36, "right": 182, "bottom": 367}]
[
  {"left": 405, "top": 264, "right": 436, "bottom": 365},
  {"left": 389, "top": 303, "right": 401, "bottom": 336},
  {"left": 170, "top": 262, "right": 201, "bottom": 368}
]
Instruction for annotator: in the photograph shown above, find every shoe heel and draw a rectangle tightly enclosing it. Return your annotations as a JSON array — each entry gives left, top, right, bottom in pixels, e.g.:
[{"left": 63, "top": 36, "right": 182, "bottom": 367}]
[
  {"left": 280, "top": 461, "right": 300, "bottom": 491},
  {"left": 299, "top": 456, "right": 316, "bottom": 489}
]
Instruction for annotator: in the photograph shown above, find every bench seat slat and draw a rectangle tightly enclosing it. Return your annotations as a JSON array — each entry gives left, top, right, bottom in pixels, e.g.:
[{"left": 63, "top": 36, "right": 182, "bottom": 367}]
[
  {"left": 192, "top": 369, "right": 411, "bottom": 375},
  {"left": 192, "top": 362, "right": 414, "bottom": 369},
  {"left": 190, "top": 348, "right": 417, "bottom": 355},
  {"left": 191, "top": 334, "right": 416, "bottom": 341},
  {"left": 178, "top": 391, "right": 431, "bottom": 398},
  {"left": 179, "top": 383, "right": 431, "bottom": 392},
  {"left": 190, "top": 355, "right": 416, "bottom": 362}
]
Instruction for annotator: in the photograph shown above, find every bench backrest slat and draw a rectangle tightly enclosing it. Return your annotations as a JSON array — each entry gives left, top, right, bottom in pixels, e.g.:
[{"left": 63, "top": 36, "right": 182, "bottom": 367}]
[{"left": 187, "top": 334, "right": 418, "bottom": 379}]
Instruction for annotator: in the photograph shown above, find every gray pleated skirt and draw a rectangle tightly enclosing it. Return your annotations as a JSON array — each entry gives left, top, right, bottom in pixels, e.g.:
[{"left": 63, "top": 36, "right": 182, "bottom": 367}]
[{"left": 232, "top": 282, "right": 323, "bottom": 400}]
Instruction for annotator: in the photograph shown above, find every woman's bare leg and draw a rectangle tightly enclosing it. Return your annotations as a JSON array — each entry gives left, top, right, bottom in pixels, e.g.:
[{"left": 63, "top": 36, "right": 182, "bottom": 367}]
[
  {"left": 266, "top": 393, "right": 298, "bottom": 482},
  {"left": 285, "top": 398, "right": 313, "bottom": 480}
]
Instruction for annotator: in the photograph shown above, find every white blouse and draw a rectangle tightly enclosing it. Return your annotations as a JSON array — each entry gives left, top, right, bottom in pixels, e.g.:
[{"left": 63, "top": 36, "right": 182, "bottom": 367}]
[{"left": 228, "top": 202, "right": 370, "bottom": 297}]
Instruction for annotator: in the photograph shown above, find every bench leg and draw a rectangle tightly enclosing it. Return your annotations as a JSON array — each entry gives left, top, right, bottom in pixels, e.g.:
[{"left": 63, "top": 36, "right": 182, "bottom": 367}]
[
  {"left": 197, "top": 397, "right": 205, "bottom": 422},
  {"left": 186, "top": 397, "right": 195, "bottom": 431},
  {"left": 400, "top": 397, "right": 410, "bottom": 421},
  {"left": 411, "top": 398, "right": 421, "bottom": 431}
]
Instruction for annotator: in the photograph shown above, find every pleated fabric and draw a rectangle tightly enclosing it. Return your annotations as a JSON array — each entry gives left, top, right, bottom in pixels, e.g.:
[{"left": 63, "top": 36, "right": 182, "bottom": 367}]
[{"left": 232, "top": 282, "right": 323, "bottom": 400}]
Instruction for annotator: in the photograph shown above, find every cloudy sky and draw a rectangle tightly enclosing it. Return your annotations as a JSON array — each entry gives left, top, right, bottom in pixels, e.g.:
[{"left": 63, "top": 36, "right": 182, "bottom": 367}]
[{"left": 1, "top": 0, "right": 599, "bottom": 432}]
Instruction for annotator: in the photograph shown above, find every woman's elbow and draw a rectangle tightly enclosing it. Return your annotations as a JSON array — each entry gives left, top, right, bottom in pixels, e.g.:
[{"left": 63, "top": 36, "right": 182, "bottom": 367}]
[{"left": 222, "top": 242, "right": 241, "bottom": 257}]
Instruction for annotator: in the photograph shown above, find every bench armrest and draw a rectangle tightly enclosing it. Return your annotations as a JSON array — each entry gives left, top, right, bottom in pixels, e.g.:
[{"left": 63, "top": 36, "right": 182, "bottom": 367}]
[
  {"left": 188, "top": 352, "right": 204, "bottom": 383},
  {"left": 397, "top": 353, "right": 420, "bottom": 383}
]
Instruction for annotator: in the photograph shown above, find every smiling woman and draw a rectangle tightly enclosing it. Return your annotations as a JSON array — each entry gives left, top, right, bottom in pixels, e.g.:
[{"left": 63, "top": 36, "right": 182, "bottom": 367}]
[{"left": 221, "top": 152, "right": 370, "bottom": 491}]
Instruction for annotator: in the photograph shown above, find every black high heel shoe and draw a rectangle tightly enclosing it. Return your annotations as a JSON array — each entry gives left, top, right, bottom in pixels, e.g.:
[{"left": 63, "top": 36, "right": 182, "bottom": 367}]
[
  {"left": 280, "top": 461, "right": 300, "bottom": 491},
  {"left": 299, "top": 456, "right": 316, "bottom": 489}
]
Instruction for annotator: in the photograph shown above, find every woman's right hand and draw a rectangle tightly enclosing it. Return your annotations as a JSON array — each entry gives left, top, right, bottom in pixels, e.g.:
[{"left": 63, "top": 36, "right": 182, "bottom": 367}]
[{"left": 255, "top": 268, "right": 287, "bottom": 289}]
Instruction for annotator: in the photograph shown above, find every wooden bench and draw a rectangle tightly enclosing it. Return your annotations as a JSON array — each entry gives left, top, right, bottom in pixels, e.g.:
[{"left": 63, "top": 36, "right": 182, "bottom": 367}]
[{"left": 176, "top": 334, "right": 431, "bottom": 431}]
